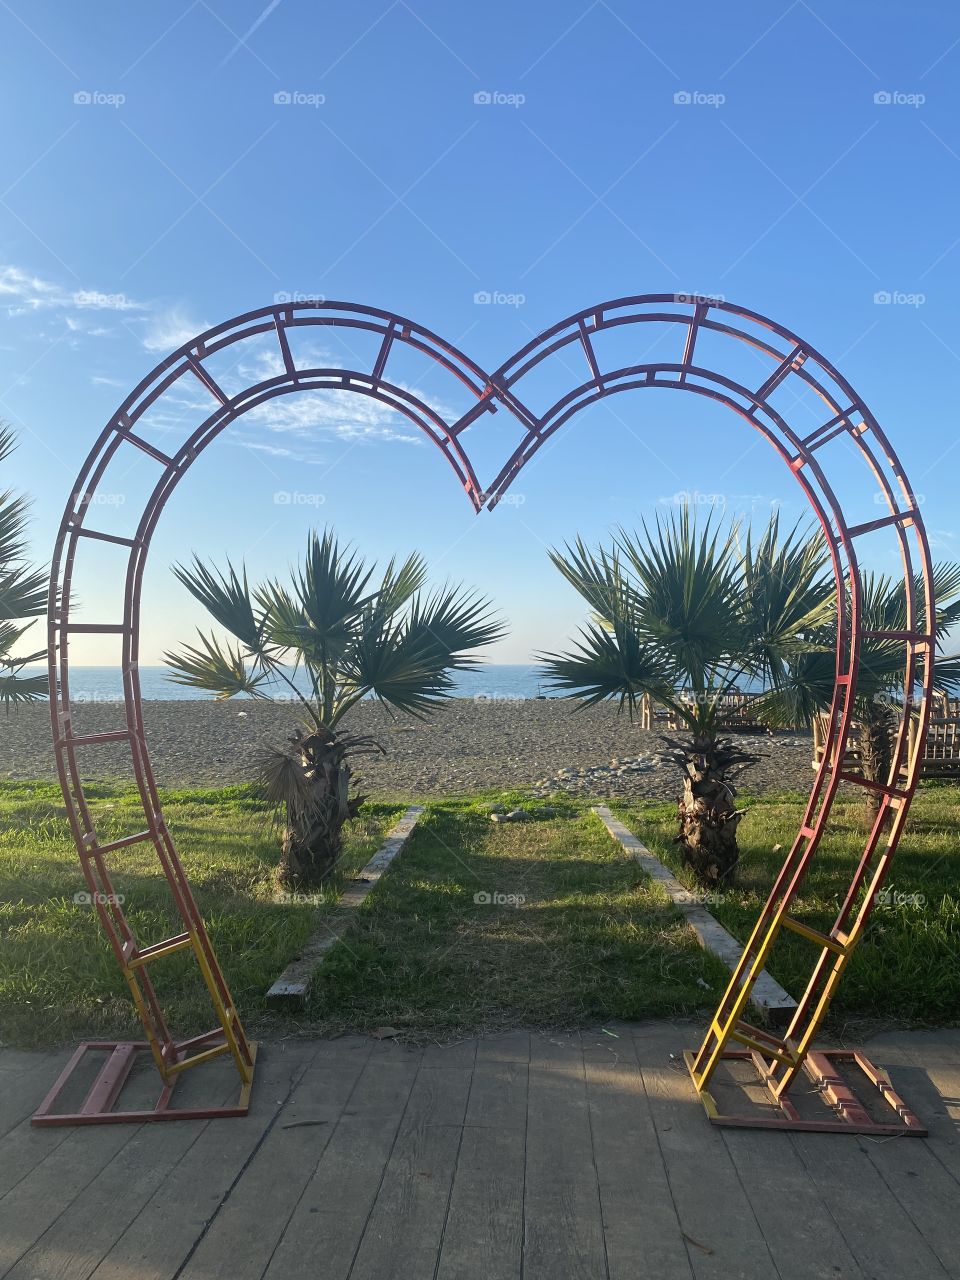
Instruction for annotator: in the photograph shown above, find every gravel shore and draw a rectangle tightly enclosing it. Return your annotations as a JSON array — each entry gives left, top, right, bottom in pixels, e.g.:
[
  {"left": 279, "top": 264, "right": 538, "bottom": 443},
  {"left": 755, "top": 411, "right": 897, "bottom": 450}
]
[{"left": 1, "top": 699, "right": 817, "bottom": 799}]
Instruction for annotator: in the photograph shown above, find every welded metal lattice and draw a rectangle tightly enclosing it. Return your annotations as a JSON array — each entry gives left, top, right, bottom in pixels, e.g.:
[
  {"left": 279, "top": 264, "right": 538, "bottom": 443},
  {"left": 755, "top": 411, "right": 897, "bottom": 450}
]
[{"left": 45, "top": 296, "right": 934, "bottom": 1128}]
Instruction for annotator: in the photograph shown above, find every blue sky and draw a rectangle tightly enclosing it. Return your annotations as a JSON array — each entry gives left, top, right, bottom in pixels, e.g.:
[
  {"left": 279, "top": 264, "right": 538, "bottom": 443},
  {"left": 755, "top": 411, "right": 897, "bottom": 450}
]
[{"left": 2, "top": 0, "right": 959, "bottom": 665}]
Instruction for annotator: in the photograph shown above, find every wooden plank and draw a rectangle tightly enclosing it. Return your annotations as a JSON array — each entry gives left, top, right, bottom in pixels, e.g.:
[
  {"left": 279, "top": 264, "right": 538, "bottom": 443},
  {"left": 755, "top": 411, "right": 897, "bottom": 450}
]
[
  {"left": 0, "top": 1117, "right": 141, "bottom": 1275},
  {"left": 266, "top": 805, "right": 424, "bottom": 1009},
  {"left": 718, "top": 1128, "right": 863, "bottom": 1279},
  {"left": 341, "top": 1040, "right": 477, "bottom": 1280},
  {"left": 580, "top": 1033, "right": 693, "bottom": 1279},
  {"left": 0, "top": 1049, "right": 74, "bottom": 1138},
  {"left": 88, "top": 1040, "right": 319, "bottom": 1280},
  {"left": 261, "top": 1041, "right": 447, "bottom": 1279},
  {"left": 4, "top": 1109, "right": 208, "bottom": 1280},
  {"left": 593, "top": 807, "right": 796, "bottom": 1015},
  {"left": 435, "top": 1037, "right": 528, "bottom": 1280},
  {"left": 632, "top": 1023, "right": 780, "bottom": 1279},
  {"left": 789, "top": 1127, "right": 952, "bottom": 1279},
  {"left": 0, "top": 1051, "right": 78, "bottom": 1197},
  {"left": 522, "top": 1034, "right": 608, "bottom": 1280},
  {"left": 178, "top": 1037, "right": 378, "bottom": 1280}
]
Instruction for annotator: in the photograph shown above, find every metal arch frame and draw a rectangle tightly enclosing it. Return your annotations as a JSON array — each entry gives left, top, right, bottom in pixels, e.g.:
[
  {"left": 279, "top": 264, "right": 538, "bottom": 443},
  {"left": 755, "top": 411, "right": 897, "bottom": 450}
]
[{"left": 41, "top": 294, "right": 934, "bottom": 1132}]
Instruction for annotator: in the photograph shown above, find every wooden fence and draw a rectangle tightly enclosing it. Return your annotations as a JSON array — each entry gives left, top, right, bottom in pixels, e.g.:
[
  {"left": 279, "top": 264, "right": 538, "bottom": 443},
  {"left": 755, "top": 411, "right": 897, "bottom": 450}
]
[{"left": 811, "top": 693, "right": 960, "bottom": 780}]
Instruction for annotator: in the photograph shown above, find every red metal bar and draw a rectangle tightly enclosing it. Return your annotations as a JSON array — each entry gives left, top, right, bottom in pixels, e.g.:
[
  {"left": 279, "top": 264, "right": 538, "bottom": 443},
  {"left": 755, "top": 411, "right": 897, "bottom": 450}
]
[{"left": 47, "top": 294, "right": 934, "bottom": 1129}]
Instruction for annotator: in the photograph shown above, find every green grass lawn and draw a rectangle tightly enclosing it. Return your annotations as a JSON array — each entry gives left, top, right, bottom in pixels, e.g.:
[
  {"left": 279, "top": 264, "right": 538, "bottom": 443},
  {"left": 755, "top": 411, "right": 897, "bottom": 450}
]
[
  {"left": 0, "top": 780, "right": 403, "bottom": 1047},
  {"left": 617, "top": 782, "right": 960, "bottom": 1024},
  {"left": 1, "top": 779, "right": 957, "bottom": 1048},
  {"left": 307, "top": 793, "right": 730, "bottom": 1036}
]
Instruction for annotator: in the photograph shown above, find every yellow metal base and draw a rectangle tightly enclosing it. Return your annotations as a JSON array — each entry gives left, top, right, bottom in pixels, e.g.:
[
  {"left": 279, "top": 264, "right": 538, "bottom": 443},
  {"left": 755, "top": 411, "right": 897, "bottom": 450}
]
[{"left": 684, "top": 1048, "right": 926, "bottom": 1136}]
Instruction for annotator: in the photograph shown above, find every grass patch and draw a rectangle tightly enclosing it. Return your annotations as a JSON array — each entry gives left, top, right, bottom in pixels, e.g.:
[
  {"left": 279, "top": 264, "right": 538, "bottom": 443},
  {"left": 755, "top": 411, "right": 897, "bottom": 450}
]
[
  {"left": 3, "top": 778, "right": 957, "bottom": 1047},
  {"left": 0, "top": 780, "right": 404, "bottom": 1047},
  {"left": 307, "top": 791, "right": 729, "bottom": 1037},
  {"left": 615, "top": 782, "right": 960, "bottom": 1025}
]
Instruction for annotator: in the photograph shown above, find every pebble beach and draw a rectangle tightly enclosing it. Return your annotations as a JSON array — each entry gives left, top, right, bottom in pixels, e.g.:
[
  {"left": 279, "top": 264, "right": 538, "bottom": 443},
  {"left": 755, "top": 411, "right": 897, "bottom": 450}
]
[{"left": 2, "top": 699, "right": 816, "bottom": 799}]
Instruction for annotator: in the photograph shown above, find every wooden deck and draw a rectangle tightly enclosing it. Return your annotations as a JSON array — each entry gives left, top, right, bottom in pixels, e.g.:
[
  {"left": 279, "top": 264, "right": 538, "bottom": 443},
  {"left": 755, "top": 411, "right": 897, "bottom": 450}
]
[{"left": 1, "top": 1023, "right": 959, "bottom": 1279}]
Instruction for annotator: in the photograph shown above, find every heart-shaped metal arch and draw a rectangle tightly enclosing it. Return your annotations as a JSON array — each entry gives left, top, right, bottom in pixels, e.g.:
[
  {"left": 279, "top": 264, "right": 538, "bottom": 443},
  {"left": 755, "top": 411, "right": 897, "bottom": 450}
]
[{"left": 45, "top": 294, "right": 935, "bottom": 1126}]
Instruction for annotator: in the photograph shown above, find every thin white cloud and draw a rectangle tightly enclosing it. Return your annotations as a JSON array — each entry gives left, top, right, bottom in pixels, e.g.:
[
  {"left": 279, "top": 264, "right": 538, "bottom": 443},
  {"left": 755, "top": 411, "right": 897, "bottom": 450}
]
[
  {"left": 141, "top": 306, "right": 209, "bottom": 352},
  {"left": 0, "top": 265, "right": 145, "bottom": 315}
]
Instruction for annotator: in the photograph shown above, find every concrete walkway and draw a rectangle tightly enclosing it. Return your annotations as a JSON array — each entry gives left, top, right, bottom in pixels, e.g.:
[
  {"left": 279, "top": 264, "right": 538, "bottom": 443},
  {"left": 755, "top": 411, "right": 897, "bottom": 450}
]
[{"left": 1, "top": 1023, "right": 959, "bottom": 1279}]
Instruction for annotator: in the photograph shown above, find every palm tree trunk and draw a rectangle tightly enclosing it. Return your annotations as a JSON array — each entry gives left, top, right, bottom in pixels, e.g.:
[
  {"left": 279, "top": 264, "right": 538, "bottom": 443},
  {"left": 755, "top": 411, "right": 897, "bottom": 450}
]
[
  {"left": 857, "top": 701, "right": 897, "bottom": 822},
  {"left": 276, "top": 731, "right": 360, "bottom": 890},
  {"left": 673, "top": 735, "right": 748, "bottom": 888}
]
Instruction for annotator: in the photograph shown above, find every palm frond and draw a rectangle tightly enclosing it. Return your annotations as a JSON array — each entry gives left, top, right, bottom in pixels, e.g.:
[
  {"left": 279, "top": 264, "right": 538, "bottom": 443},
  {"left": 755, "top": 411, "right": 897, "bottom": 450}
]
[
  {"left": 537, "top": 621, "right": 679, "bottom": 718},
  {"left": 0, "top": 424, "right": 16, "bottom": 464},
  {"left": 741, "top": 514, "right": 835, "bottom": 674},
  {"left": 0, "top": 490, "right": 33, "bottom": 566},
  {"left": 172, "top": 556, "right": 267, "bottom": 652},
  {"left": 290, "top": 529, "right": 377, "bottom": 659},
  {"left": 615, "top": 507, "right": 748, "bottom": 688},
  {"left": 0, "top": 668, "right": 48, "bottom": 706},
  {"left": 0, "top": 564, "right": 48, "bottom": 621},
  {"left": 163, "top": 631, "right": 270, "bottom": 699}
]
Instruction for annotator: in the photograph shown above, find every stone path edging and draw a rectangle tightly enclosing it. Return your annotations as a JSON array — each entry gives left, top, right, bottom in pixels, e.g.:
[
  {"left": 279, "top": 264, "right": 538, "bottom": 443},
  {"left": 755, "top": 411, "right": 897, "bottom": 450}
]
[
  {"left": 266, "top": 805, "right": 425, "bottom": 1009},
  {"left": 592, "top": 806, "right": 797, "bottom": 1017}
]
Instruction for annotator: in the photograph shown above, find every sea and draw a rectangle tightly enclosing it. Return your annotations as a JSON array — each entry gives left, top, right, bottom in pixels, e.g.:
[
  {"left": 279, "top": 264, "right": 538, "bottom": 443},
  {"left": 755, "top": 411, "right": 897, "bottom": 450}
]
[{"left": 32, "top": 664, "right": 555, "bottom": 702}]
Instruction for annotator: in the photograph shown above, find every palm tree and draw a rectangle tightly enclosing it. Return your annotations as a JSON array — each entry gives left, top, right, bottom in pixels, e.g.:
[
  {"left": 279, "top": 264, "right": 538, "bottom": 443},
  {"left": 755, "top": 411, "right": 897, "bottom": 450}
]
[
  {"left": 0, "top": 424, "right": 48, "bottom": 706},
  {"left": 165, "top": 529, "right": 504, "bottom": 888},
  {"left": 538, "top": 507, "right": 835, "bottom": 887},
  {"left": 762, "top": 565, "right": 960, "bottom": 818}
]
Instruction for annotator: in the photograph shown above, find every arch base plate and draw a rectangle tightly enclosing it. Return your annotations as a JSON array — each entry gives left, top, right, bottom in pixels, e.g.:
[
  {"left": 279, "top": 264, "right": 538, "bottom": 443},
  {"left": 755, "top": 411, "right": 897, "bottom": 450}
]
[
  {"left": 31, "top": 1039, "right": 258, "bottom": 1126},
  {"left": 683, "top": 1049, "right": 927, "bottom": 1135}
]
